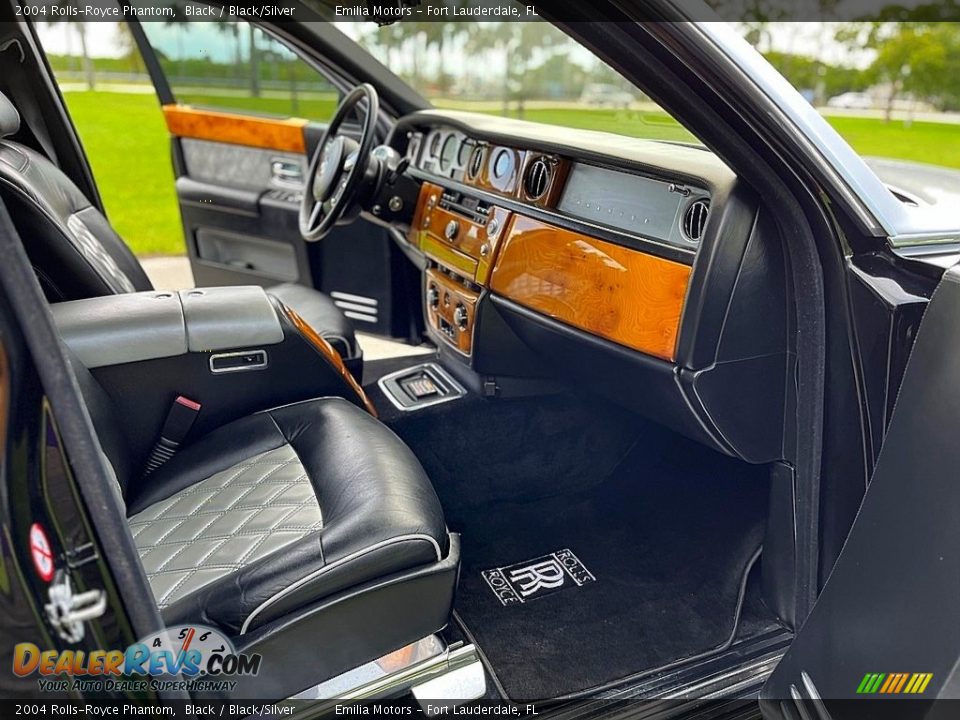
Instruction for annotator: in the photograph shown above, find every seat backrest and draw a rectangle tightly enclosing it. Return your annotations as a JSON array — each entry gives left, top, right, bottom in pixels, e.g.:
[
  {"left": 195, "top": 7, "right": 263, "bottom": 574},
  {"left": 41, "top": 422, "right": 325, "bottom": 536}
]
[{"left": 0, "top": 91, "right": 152, "bottom": 302}]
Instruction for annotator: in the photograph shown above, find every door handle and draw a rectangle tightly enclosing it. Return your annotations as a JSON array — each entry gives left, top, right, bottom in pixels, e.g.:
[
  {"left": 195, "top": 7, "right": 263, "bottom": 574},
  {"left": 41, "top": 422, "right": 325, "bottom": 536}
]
[{"left": 271, "top": 159, "right": 304, "bottom": 187}]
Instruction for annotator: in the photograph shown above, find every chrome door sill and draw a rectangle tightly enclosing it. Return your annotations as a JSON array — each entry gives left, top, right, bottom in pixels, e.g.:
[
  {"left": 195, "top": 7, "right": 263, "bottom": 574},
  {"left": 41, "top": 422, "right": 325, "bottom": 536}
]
[{"left": 288, "top": 636, "right": 485, "bottom": 713}]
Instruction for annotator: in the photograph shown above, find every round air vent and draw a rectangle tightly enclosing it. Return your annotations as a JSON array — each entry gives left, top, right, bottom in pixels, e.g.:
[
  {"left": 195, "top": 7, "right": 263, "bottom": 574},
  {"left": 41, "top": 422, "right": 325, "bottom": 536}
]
[
  {"left": 682, "top": 199, "right": 710, "bottom": 242},
  {"left": 468, "top": 145, "right": 485, "bottom": 179},
  {"left": 524, "top": 157, "right": 552, "bottom": 200}
]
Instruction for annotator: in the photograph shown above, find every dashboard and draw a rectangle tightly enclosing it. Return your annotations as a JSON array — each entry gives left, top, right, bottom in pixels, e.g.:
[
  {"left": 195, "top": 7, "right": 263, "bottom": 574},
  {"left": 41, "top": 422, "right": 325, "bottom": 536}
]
[
  {"left": 386, "top": 110, "right": 790, "bottom": 465},
  {"left": 409, "top": 125, "right": 709, "bottom": 251},
  {"left": 393, "top": 110, "right": 732, "bottom": 361}
]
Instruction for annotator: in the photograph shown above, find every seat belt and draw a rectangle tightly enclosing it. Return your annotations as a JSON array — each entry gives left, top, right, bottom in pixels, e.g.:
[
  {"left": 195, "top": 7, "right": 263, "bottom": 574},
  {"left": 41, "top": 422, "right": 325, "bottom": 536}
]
[
  {"left": 142, "top": 396, "right": 202, "bottom": 476},
  {"left": 0, "top": 38, "right": 59, "bottom": 163}
]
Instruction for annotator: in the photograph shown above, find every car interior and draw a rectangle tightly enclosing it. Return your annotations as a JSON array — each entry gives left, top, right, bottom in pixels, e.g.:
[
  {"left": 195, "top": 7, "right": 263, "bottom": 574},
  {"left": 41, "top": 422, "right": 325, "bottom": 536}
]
[{"left": 0, "top": 12, "right": 811, "bottom": 703}]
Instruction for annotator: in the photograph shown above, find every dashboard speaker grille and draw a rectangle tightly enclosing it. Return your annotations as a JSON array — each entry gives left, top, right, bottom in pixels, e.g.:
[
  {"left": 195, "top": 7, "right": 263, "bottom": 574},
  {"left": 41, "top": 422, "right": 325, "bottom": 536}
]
[
  {"left": 682, "top": 199, "right": 710, "bottom": 242},
  {"left": 524, "top": 157, "right": 552, "bottom": 200}
]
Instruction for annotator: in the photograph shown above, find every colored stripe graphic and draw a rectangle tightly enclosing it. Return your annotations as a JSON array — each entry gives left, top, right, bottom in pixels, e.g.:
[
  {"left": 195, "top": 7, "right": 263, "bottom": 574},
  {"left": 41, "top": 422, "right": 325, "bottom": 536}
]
[
  {"left": 857, "top": 672, "right": 933, "bottom": 694},
  {"left": 879, "top": 674, "right": 897, "bottom": 693}
]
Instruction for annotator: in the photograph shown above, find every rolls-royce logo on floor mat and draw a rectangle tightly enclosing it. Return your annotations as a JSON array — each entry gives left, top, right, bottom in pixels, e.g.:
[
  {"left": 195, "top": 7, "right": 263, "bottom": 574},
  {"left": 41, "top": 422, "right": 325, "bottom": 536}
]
[{"left": 483, "top": 548, "right": 595, "bottom": 606}]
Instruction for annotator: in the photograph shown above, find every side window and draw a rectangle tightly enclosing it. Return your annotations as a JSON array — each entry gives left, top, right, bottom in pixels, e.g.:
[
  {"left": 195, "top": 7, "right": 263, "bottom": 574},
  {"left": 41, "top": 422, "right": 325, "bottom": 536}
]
[
  {"left": 34, "top": 20, "right": 185, "bottom": 258},
  {"left": 139, "top": 8, "right": 340, "bottom": 119},
  {"left": 34, "top": 12, "right": 340, "bottom": 265}
]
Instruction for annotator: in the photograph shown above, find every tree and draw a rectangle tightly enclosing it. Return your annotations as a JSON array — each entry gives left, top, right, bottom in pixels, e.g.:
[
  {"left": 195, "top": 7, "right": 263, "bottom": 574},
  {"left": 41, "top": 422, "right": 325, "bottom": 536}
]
[
  {"left": 836, "top": 22, "right": 959, "bottom": 120},
  {"left": 248, "top": 23, "right": 260, "bottom": 98},
  {"left": 163, "top": 1, "right": 192, "bottom": 79},
  {"left": 463, "top": 21, "right": 571, "bottom": 116},
  {"left": 47, "top": 1, "right": 95, "bottom": 90}
]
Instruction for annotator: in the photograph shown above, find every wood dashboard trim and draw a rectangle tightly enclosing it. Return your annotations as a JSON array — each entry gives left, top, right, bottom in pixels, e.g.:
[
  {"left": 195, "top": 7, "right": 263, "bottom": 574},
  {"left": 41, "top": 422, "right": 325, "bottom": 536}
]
[
  {"left": 283, "top": 306, "right": 378, "bottom": 417},
  {"left": 490, "top": 216, "right": 691, "bottom": 361},
  {"left": 162, "top": 104, "right": 308, "bottom": 153}
]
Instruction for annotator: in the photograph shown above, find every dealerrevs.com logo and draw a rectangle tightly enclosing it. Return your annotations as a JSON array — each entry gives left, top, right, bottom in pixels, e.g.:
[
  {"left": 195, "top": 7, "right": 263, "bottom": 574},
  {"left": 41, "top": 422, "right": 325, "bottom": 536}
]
[{"left": 13, "top": 624, "right": 261, "bottom": 693}]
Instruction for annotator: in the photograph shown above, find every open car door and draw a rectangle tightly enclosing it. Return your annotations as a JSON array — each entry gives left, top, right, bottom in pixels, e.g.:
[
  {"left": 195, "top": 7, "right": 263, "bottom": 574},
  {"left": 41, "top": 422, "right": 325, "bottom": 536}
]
[
  {"left": 761, "top": 266, "right": 960, "bottom": 715},
  {"left": 124, "top": 11, "right": 416, "bottom": 338}
]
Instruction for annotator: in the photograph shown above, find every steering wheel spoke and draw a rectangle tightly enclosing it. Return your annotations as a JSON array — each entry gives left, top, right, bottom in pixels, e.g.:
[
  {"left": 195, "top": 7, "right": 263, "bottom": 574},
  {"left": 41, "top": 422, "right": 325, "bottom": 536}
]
[
  {"left": 307, "top": 200, "right": 326, "bottom": 231},
  {"left": 299, "top": 84, "right": 380, "bottom": 242}
]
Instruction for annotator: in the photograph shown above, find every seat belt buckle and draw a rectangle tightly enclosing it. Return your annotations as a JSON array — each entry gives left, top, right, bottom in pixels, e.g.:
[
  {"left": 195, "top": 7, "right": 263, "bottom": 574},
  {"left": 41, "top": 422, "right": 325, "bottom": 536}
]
[{"left": 143, "top": 396, "right": 201, "bottom": 476}]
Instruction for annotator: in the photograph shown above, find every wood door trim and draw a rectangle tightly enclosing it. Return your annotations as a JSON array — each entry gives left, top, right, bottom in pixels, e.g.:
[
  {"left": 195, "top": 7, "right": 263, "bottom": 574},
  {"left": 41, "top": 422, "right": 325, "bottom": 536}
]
[
  {"left": 162, "top": 104, "right": 308, "bottom": 153},
  {"left": 490, "top": 215, "right": 691, "bottom": 361}
]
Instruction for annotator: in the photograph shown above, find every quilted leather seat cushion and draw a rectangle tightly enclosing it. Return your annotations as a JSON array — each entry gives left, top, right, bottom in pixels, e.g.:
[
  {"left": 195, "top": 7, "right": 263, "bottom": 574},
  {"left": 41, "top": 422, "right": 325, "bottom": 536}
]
[
  {"left": 126, "top": 397, "right": 447, "bottom": 635},
  {"left": 129, "top": 444, "right": 324, "bottom": 611}
]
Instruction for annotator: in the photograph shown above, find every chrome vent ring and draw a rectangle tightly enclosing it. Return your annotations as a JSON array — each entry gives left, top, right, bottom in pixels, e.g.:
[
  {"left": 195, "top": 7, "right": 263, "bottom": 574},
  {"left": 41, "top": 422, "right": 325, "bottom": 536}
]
[
  {"left": 682, "top": 199, "right": 710, "bottom": 242},
  {"left": 468, "top": 145, "right": 485, "bottom": 179},
  {"left": 524, "top": 157, "right": 552, "bottom": 200}
]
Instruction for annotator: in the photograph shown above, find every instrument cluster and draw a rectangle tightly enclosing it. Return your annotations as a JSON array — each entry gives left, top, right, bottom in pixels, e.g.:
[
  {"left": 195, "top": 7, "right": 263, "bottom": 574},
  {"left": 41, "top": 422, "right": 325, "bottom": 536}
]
[
  {"left": 419, "top": 128, "right": 474, "bottom": 179},
  {"left": 407, "top": 127, "right": 560, "bottom": 205}
]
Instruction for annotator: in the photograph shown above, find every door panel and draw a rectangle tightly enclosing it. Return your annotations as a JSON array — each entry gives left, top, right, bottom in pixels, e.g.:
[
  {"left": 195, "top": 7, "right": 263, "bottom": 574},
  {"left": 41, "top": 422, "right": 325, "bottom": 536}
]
[{"left": 166, "top": 119, "right": 316, "bottom": 289}]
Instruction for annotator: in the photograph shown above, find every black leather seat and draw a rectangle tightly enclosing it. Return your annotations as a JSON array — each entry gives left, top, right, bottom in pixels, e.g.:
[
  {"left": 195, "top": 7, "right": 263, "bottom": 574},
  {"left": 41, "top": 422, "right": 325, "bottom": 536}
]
[
  {"left": 0, "top": 91, "right": 359, "bottom": 364},
  {"left": 127, "top": 397, "right": 449, "bottom": 634},
  {"left": 73, "top": 353, "right": 459, "bottom": 697}
]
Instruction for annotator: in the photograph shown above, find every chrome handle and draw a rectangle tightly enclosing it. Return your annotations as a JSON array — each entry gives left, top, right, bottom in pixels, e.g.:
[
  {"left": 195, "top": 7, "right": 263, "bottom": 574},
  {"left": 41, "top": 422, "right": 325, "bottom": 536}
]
[{"left": 271, "top": 159, "right": 304, "bottom": 187}]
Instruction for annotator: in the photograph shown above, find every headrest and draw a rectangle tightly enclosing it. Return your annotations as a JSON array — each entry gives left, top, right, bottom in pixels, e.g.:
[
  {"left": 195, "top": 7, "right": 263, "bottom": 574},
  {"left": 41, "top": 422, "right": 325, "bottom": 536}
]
[{"left": 0, "top": 90, "right": 21, "bottom": 138}]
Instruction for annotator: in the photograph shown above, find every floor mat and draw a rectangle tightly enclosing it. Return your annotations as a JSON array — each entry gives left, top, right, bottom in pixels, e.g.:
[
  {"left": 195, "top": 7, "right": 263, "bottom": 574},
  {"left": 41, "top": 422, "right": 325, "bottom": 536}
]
[{"left": 452, "top": 437, "right": 769, "bottom": 700}]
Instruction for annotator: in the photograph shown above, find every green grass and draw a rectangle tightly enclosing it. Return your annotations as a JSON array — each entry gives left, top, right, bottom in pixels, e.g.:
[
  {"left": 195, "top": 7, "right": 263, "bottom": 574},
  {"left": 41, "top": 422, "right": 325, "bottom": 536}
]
[
  {"left": 61, "top": 92, "right": 184, "bottom": 256},
  {"left": 177, "top": 92, "right": 339, "bottom": 119},
  {"left": 484, "top": 107, "right": 701, "bottom": 143},
  {"left": 61, "top": 90, "right": 960, "bottom": 257},
  {"left": 824, "top": 116, "right": 960, "bottom": 170}
]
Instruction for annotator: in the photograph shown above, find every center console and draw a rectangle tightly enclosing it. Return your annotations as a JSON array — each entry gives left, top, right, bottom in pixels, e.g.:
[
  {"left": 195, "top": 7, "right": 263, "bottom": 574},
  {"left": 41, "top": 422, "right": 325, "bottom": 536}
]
[
  {"left": 410, "top": 182, "right": 513, "bottom": 358},
  {"left": 53, "top": 286, "right": 374, "bottom": 498}
]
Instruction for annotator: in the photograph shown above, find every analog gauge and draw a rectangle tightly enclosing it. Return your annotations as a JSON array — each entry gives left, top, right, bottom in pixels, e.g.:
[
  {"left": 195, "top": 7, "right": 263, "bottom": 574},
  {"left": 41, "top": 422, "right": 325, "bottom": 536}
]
[
  {"left": 427, "top": 130, "right": 443, "bottom": 159},
  {"left": 491, "top": 148, "right": 515, "bottom": 180},
  {"left": 458, "top": 138, "right": 474, "bottom": 167},
  {"left": 439, "top": 133, "right": 460, "bottom": 174}
]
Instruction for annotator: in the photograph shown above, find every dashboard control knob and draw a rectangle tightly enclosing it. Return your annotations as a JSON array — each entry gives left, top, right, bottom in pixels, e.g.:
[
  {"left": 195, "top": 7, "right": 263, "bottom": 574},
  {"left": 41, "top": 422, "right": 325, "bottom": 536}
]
[
  {"left": 388, "top": 195, "right": 403, "bottom": 212},
  {"left": 480, "top": 242, "right": 491, "bottom": 257},
  {"left": 454, "top": 304, "right": 469, "bottom": 330},
  {"left": 444, "top": 219, "right": 460, "bottom": 242},
  {"left": 427, "top": 285, "right": 440, "bottom": 309},
  {"left": 487, "top": 218, "right": 500, "bottom": 237}
]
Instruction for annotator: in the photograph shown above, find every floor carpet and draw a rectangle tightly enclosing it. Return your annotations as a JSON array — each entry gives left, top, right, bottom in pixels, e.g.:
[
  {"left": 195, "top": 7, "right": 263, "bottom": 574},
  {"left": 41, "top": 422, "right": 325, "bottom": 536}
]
[{"left": 450, "top": 436, "right": 770, "bottom": 700}]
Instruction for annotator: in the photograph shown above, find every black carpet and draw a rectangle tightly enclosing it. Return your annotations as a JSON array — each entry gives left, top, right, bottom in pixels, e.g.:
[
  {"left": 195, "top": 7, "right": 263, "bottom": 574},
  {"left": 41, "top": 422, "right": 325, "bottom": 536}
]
[
  {"left": 363, "top": 370, "right": 645, "bottom": 517},
  {"left": 451, "top": 435, "right": 770, "bottom": 700},
  {"left": 361, "top": 364, "right": 773, "bottom": 699}
]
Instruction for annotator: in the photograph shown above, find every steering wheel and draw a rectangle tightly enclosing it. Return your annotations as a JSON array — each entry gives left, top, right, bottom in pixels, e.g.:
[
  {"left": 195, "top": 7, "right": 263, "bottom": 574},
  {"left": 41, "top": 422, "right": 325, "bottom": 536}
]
[{"left": 299, "top": 83, "right": 380, "bottom": 242}]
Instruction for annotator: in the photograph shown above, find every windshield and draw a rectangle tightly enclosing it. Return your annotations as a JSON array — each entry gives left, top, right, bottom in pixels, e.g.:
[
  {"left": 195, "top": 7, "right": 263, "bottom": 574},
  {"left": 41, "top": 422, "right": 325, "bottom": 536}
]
[
  {"left": 742, "top": 22, "right": 960, "bottom": 212},
  {"left": 334, "top": 20, "right": 702, "bottom": 145},
  {"left": 339, "top": 18, "right": 960, "bottom": 219}
]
